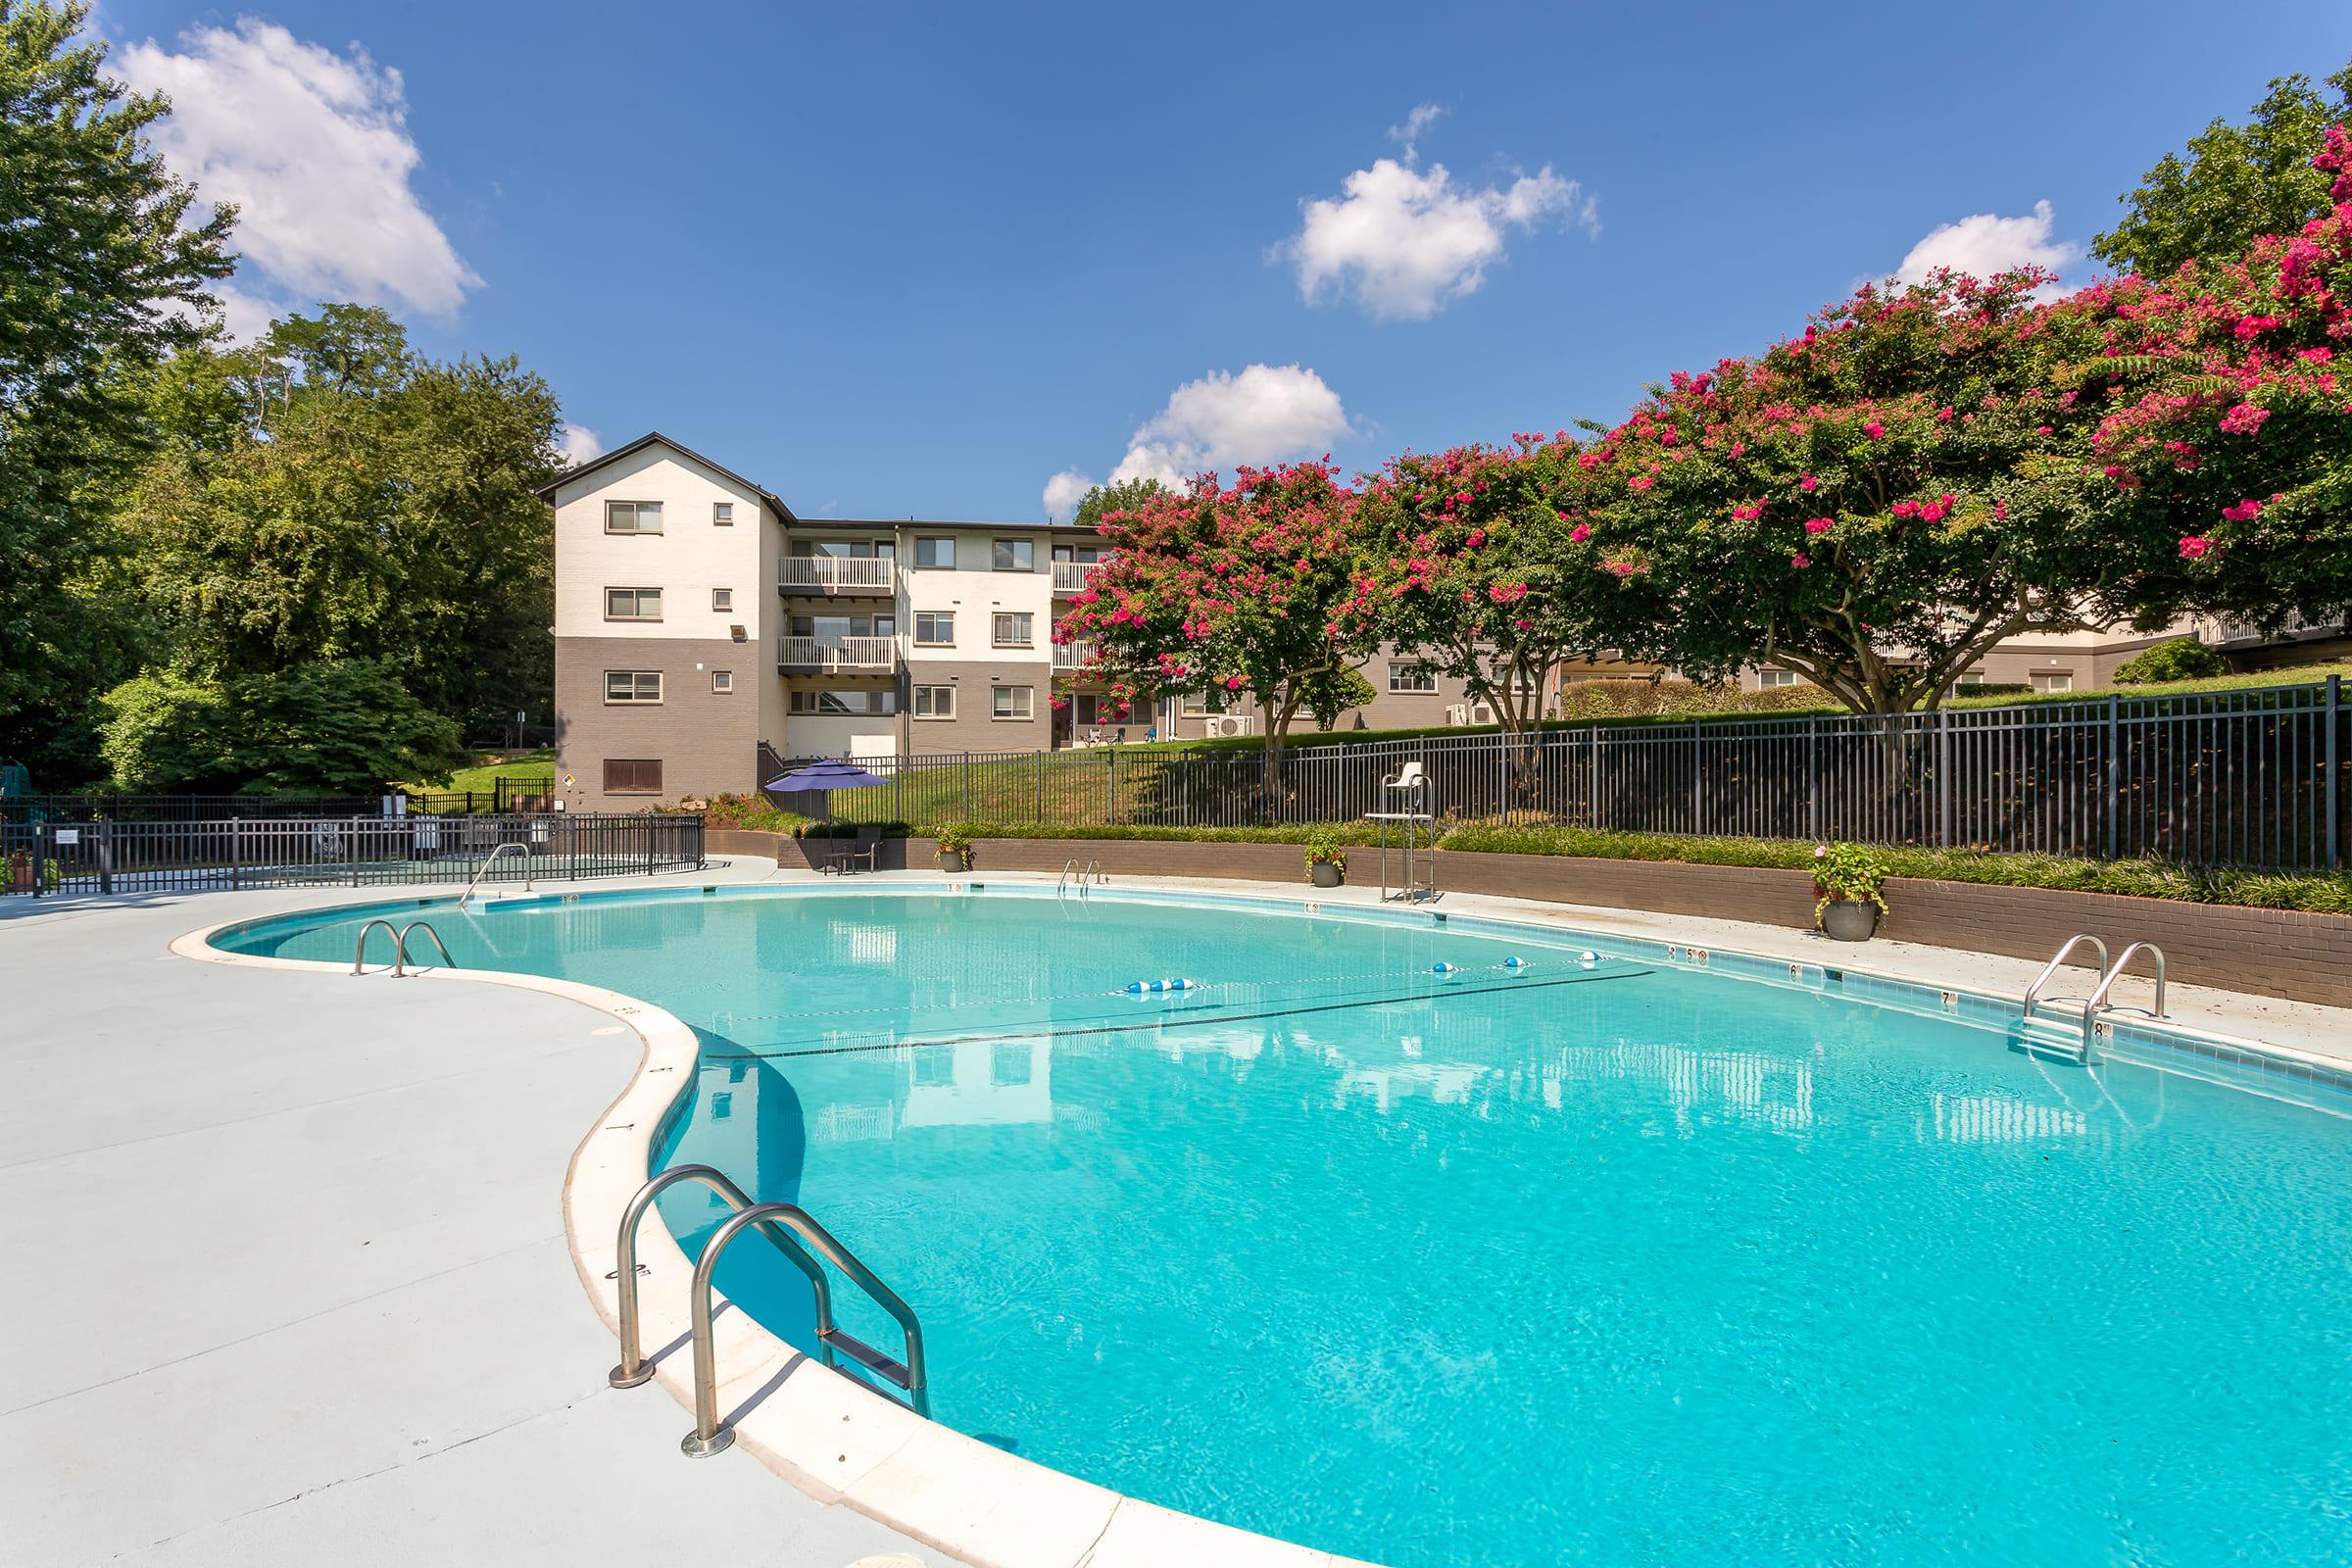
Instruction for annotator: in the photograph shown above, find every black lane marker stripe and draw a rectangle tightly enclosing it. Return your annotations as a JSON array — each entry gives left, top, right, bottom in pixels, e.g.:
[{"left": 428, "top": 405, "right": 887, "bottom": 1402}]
[{"left": 705, "top": 967, "right": 1656, "bottom": 1061}]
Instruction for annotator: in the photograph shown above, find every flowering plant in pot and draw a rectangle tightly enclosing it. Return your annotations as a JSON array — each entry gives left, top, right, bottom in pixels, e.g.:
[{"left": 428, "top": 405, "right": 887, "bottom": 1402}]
[
  {"left": 1812, "top": 842, "right": 1888, "bottom": 940},
  {"left": 1303, "top": 828, "right": 1348, "bottom": 888},
  {"left": 935, "top": 823, "right": 975, "bottom": 872}
]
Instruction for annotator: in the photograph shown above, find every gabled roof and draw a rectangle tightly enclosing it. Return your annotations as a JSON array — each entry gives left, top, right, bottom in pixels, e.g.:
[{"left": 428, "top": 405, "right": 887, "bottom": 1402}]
[{"left": 536, "top": 431, "right": 796, "bottom": 522}]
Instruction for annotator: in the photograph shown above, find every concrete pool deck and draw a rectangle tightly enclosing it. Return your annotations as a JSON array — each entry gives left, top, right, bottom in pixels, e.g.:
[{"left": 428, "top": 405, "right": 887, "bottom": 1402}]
[
  {"left": 0, "top": 858, "right": 958, "bottom": 1568},
  {"left": 5, "top": 857, "right": 2347, "bottom": 1567}
]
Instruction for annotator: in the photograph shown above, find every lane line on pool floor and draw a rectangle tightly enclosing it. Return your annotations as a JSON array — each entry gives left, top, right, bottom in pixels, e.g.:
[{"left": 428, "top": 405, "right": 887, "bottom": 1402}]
[{"left": 703, "top": 966, "right": 1660, "bottom": 1061}]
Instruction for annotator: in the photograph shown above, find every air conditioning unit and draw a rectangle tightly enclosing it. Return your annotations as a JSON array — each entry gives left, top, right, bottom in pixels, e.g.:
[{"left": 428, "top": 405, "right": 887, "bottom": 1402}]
[
  {"left": 1445, "top": 703, "right": 1469, "bottom": 726},
  {"left": 1205, "top": 714, "right": 1252, "bottom": 738},
  {"left": 1469, "top": 701, "right": 1497, "bottom": 726}
]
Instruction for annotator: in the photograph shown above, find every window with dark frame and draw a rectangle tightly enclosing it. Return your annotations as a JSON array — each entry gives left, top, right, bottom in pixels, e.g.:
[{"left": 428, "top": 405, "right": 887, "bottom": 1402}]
[
  {"left": 604, "top": 758, "right": 662, "bottom": 794},
  {"left": 1389, "top": 662, "right": 1437, "bottom": 693},
  {"left": 605, "top": 500, "right": 663, "bottom": 533},
  {"left": 604, "top": 670, "right": 662, "bottom": 704},
  {"left": 605, "top": 586, "right": 662, "bottom": 620},
  {"left": 914, "top": 612, "right": 956, "bottom": 646},
  {"left": 913, "top": 536, "right": 956, "bottom": 569},
  {"left": 912, "top": 685, "right": 956, "bottom": 718},
  {"left": 992, "top": 538, "right": 1034, "bottom": 571}
]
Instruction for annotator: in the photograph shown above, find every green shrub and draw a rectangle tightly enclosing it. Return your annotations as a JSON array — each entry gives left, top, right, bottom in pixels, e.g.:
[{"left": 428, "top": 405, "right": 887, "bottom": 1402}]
[
  {"left": 1302, "top": 827, "right": 1349, "bottom": 868},
  {"left": 2113, "top": 638, "right": 2226, "bottom": 685},
  {"left": 1811, "top": 841, "right": 1890, "bottom": 925}
]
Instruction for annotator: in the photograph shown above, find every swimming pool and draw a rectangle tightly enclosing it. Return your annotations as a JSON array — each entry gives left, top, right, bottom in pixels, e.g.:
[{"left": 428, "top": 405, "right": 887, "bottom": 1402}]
[{"left": 217, "top": 885, "right": 2352, "bottom": 1566}]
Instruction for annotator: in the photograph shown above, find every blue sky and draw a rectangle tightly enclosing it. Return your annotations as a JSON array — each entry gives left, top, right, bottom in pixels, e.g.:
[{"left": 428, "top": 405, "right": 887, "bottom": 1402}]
[{"left": 95, "top": 1, "right": 2352, "bottom": 520}]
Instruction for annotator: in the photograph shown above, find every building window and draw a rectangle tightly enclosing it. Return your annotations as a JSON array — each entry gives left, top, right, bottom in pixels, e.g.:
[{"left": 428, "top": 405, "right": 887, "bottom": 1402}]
[
  {"left": 604, "top": 758, "right": 662, "bottom": 794},
  {"left": 605, "top": 500, "right": 662, "bottom": 534},
  {"left": 914, "top": 612, "right": 956, "bottom": 647},
  {"left": 992, "top": 684, "right": 1033, "bottom": 720},
  {"left": 604, "top": 670, "right": 662, "bottom": 705},
  {"left": 1179, "top": 695, "right": 1213, "bottom": 717},
  {"left": 913, "top": 536, "right": 956, "bottom": 569},
  {"left": 2033, "top": 671, "right": 2075, "bottom": 693},
  {"left": 912, "top": 685, "right": 956, "bottom": 719},
  {"left": 1052, "top": 544, "right": 1109, "bottom": 564},
  {"left": 992, "top": 538, "right": 1034, "bottom": 571},
  {"left": 992, "top": 612, "right": 1034, "bottom": 647},
  {"left": 711, "top": 670, "right": 734, "bottom": 694},
  {"left": 605, "top": 587, "right": 662, "bottom": 621},
  {"left": 711, "top": 502, "right": 733, "bottom": 526},
  {"left": 790, "top": 689, "right": 898, "bottom": 714},
  {"left": 710, "top": 587, "right": 734, "bottom": 613},
  {"left": 1389, "top": 662, "right": 1437, "bottom": 693},
  {"left": 1758, "top": 667, "right": 1798, "bottom": 688}
]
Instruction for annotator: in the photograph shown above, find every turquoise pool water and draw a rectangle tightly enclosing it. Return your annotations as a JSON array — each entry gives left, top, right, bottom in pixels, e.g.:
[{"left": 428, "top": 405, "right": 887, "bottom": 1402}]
[{"left": 220, "top": 887, "right": 2352, "bottom": 1566}]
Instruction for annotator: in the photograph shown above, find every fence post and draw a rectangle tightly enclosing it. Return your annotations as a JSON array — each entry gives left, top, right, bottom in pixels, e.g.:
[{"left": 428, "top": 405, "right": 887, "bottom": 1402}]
[
  {"left": 99, "top": 818, "right": 115, "bottom": 896},
  {"left": 1036, "top": 751, "right": 1045, "bottom": 825},
  {"left": 1936, "top": 708, "right": 1951, "bottom": 852},
  {"left": 232, "top": 818, "right": 243, "bottom": 892},
  {"left": 2104, "top": 693, "right": 2121, "bottom": 861},
  {"left": 962, "top": 756, "right": 972, "bottom": 823},
  {"left": 1806, "top": 718, "right": 1820, "bottom": 844},
  {"left": 2328, "top": 673, "right": 2342, "bottom": 871},
  {"left": 1105, "top": 747, "right": 1116, "bottom": 824},
  {"left": 1690, "top": 722, "right": 1703, "bottom": 836},
  {"left": 32, "top": 821, "right": 47, "bottom": 899},
  {"left": 1588, "top": 724, "right": 1600, "bottom": 830}
]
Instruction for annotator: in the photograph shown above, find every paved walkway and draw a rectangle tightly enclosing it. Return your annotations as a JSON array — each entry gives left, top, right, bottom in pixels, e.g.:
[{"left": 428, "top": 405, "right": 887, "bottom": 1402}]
[
  {"left": 0, "top": 861, "right": 951, "bottom": 1568},
  {"left": 5, "top": 858, "right": 2344, "bottom": 1568}
]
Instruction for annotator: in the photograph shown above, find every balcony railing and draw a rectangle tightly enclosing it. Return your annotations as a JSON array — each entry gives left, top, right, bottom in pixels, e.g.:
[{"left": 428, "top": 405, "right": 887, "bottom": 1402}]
[
  {"left": 777, "top": 634, "right": 899, "bottom": 671},
  {"left": 779, "top": 557, "right": 896, "bottom": 594},
  {"left": 1052, "top": 561, "right": 1093, "bottom": 595},
  {"left": 2208, "top": 610, "right": 2348, "bottom": 648},
  {"left": 1052, "top": 639, "right": 1097, "bottom": 671}
]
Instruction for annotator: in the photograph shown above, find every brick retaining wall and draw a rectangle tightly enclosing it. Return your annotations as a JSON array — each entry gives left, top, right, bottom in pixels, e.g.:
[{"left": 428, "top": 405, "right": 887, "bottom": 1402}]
[{"left": 702, "top": 831, "right": 2352, "bottom": 1008}]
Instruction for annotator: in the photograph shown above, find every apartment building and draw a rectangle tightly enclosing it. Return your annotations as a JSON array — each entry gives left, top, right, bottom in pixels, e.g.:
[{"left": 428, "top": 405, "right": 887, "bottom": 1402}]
[{"left": 543, "top": 433, "right": 1110, "bottom": 809}]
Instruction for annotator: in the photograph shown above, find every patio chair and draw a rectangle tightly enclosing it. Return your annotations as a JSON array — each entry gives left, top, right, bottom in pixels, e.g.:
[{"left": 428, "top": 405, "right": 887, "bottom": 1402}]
[{"left": 822, "top": 824, "right": 883, "bottom": 875}]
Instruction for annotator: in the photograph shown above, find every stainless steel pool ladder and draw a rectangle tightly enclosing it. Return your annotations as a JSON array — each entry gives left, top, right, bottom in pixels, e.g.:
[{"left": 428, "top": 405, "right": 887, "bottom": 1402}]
[
  {"left": 350, "top": 918, "right": 456, "bottom": 977},
  {"left": 462, "top": 840, "right": 532, "bottom": 901},
  {"left": 2080, "top": 942, "right": 2167, "bottom": 1061},
  {"left": 1055, "top": 858, "right": 1107, "bottom": 898},
  {"left": 607, "top": 1164, "right": 930, "bottom": 1458},
  {"left": 2022, "top": 933, "right": 2109, "bottom": 1022}
]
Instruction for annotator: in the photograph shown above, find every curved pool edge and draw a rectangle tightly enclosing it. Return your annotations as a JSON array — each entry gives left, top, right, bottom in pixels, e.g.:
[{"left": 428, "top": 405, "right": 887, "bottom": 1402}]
[
  {"left": 169, "top": 870, "right": 2352, "bottom": 1568},
  {"left": 167, "top": 891, "right": 1372, "bottom": 1568}
]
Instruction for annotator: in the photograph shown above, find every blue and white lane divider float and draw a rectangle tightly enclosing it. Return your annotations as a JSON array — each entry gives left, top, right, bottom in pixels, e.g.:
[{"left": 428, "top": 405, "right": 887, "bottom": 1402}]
[{"left": 1127, "top": 977, "right": 1197, "bottom": 994}]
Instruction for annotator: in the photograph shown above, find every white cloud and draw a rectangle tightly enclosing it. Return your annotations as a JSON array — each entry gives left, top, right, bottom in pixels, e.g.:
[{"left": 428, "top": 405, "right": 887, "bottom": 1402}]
[
  {"left": 1281, "top": 117, "right": 1595, "bottom": 321},
  {"left": 117, "top": 21, "right": 479, "bottom": 328},
  {"left": 558, "top": 424, "right": 605, "bottom": 466},
  {"left": 1893, "top": 200, "right": 2079, "bottom": 299},
  {"left": 1042, "top": 468, "right": 1095, "bottom": 520},
  {"left": 1043, "top": 364, "right": 1353, "bottom": 511},
  {"left": 1389, "top": 103, "right": 1446, "bottom": 163}
]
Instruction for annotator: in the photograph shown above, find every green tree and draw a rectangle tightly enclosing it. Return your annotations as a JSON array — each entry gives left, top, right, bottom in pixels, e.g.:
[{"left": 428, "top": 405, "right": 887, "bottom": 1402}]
[
  {"left": 0, "top": 1, "right": 234, "bottom": 779},
  {"left": 98, "top": 660, "right": 464, "bottom": 794},
  {"left": 1069, "top": 475, "right": 1166, "bottom": 534},
  {"left": 2095, "top": 63, "right": 2352, "bottom": 275}
]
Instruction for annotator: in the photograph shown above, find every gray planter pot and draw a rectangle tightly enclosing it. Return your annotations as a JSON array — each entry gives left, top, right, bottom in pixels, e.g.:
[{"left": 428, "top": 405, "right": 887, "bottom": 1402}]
[
  {"left": 1310, "top": 860, "right": 1344, "bottom": 888},
  {"left": 1821, "top": 898, "right": 1880, "bottom": 942},
  {"left": 939, "top": 849, "right": 970, "bottom": 873}
]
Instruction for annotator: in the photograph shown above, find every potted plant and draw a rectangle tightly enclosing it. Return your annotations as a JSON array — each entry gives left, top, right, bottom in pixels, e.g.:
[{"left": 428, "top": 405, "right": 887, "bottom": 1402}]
[
  {"left": 1303, "top": 829, "right": 1348, "bottom": 888},
  {"left": 935, "top": 823, "right": 975, "bottom": 873},
  {"left": 5, "top": 850, "right": 33, "bottom": 894},
  {"left": 1813, "top": 841, "right": 1888, "bottom": 941}
]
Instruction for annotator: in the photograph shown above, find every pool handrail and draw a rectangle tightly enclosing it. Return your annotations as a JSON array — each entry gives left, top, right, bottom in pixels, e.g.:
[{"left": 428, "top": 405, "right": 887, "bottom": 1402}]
[
  {"left": 2022, "top": 933, "right": 2109, "bottom": 1020},
  {"left": 352, "top": 918, "right": 402, "bottom": 975},
  {"left": 394, "top": 920, "right": 455, "bottom": 976},
  {"left": 678, "top": 1199, "right": 931, "bottom": 1456},
  {"left": 2082, "top": 941, "right": 2167, "bottom": 1059},
  {"left": 463, "top": 840, "right": 532, "bottom": 902}
]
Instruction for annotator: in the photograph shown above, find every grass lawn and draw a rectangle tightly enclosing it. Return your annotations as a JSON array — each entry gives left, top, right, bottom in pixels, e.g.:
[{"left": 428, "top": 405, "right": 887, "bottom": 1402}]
[{"left": 399, "top": 748, "right": 556, "bottom": 799}]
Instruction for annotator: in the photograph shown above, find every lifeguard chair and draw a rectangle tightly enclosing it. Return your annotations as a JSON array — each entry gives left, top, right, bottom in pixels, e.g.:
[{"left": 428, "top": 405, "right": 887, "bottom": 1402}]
[{"left": 1365, "top": 760, "right": 1436, "bottom": 904}]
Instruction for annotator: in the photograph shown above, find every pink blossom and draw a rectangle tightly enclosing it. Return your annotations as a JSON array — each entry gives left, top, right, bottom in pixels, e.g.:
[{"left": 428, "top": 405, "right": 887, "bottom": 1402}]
[
  {"left": 2218, "top": 403, "right": 2270, "bottom": 435},
  {"left": 1798, "top": 473, "right": 1818, "bottom": 492},
  {"left": 2178, "top": 536, "right": 2212, "bottom": 561},
  {"left": 1731, "top": 503, "right": 1764, "bottom": 521},
  {"left": 1568, "top": 522, "right": 1592, "bottom": 544},
  {"left": 2221, "top": 499, "right": 2262, "bottom": 522},
  {"left": 1790, "top": 554, "right": 1811, "bottom": 568},
  {"left": 1862, "top": 421, "right": 1886, "bottom": 439},
  {"left": 1804, "top": 516, "right": 1834, "bottom": 534},
  {"left": 1224, "top": 675, "right": 1245, "bottom": 691},
  {"left": 1628, "top": 475, "right": 1654, "bottom": 492}
]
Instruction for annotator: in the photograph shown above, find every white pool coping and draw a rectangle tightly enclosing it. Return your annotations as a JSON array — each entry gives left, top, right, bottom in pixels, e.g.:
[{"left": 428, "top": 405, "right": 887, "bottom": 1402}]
[{"left": 170, "top": 859, "right": 2352, "bottom": 1568}]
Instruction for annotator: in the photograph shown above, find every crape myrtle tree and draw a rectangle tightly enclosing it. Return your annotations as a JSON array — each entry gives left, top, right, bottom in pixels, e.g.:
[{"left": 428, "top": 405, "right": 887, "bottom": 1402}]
[
  {"left": 2082, "top": 128, "right": 2352, "bottom": 625},
  {"left": 1348, "top": 434, "right": 1664, "bottom": 795},
  {"left": 1054, "top": 459, "right": 1371, "bottom": 800},
  {"left": 1577, "top": 270, "right": 2159, "bottom": 713}
]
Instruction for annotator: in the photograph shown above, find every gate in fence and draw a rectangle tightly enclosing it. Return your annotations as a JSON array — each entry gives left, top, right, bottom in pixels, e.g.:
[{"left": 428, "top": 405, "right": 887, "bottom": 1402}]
[{"left": 809, "top": 677, "right": 2348, "bottom": 872}]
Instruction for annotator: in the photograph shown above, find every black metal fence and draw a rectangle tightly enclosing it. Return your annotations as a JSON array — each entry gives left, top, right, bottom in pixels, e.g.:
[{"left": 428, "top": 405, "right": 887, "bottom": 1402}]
[
  {"left": 1, "top": 812, "right": 703, "bottom": 898},
  {"left": 818, "top": 677, "right": 2349, "bottom": 871},
  {"left": 0, "top": 790, "right": 544, "bottom": 822}
]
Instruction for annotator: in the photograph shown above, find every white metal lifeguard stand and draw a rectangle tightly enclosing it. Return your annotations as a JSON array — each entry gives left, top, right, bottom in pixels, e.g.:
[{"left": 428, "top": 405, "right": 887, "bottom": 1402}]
[{"left": 1366, "top": 760, "right": 1436, "bottom": 904}]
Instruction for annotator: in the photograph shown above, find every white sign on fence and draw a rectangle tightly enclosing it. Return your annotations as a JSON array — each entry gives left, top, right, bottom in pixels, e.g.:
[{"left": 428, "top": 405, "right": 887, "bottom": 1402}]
[{"left": 53, "top": 828, "right": 79, "bottom": 846}]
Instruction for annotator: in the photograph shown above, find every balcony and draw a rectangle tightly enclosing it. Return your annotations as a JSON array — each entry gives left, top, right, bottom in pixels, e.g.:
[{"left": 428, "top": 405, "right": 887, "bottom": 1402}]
[
  {"left": 1052, "top": 639, "right": 1098, "bottom": 672},
  {"left": 778, "top": 557, "right": 896, "bottom": 595},
  {"left": 2207, "top": 611, "right": 2349, "bottom": 650},
  {"left": 1052, "top": 561, "right": 1093, "bottom": 596},
  {"left": 777, "top": 634, "right": 899, "bottom": 672}
]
